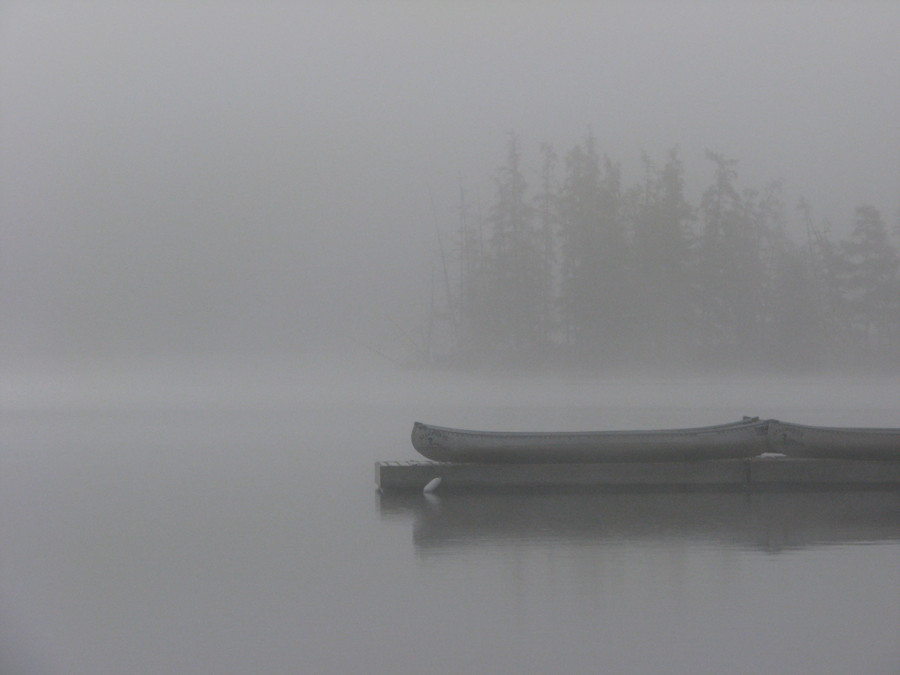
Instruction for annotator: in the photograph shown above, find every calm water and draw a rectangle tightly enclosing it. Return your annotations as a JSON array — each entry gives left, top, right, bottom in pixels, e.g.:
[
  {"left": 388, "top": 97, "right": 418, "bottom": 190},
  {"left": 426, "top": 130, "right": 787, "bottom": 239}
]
[{"left": 2, "top": 363, "right": 900, "bottom": 674}]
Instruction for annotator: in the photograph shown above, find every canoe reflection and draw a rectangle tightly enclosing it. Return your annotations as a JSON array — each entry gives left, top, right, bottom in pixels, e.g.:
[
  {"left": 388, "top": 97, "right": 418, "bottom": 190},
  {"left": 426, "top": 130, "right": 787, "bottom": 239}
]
[{"left": 379, "top": 490, "right": 900, "bottom": 553}]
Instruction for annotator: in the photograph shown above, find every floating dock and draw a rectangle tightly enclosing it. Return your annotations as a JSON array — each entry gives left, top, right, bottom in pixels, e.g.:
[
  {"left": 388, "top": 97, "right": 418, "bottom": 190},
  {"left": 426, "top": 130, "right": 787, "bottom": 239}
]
[{"left": 376, "top": 457, "right": 900, "bottom": 493}]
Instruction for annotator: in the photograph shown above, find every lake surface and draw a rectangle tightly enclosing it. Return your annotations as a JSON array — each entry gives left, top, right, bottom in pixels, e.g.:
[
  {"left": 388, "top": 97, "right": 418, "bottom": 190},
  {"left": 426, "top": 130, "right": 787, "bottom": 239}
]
[{"left": 2, "top": 360, "right": 900, "bottom": 674}]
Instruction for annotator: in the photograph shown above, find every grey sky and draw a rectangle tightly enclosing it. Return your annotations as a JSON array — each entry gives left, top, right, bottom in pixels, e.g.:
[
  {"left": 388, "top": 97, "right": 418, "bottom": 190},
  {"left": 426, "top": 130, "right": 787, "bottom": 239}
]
[{"left": 2, "top": 1, "right": 898, "bottom": 358}]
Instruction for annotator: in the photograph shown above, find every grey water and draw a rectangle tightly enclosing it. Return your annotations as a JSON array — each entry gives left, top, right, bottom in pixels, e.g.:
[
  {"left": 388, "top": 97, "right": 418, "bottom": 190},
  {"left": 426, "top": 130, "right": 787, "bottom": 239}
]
[{"left": 2, "top": 359, "right": 900, "bottom": 675}]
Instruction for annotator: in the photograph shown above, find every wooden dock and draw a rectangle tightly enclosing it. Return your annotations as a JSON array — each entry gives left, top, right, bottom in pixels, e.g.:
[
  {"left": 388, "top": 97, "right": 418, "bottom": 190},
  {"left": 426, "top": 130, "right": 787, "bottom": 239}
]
[{"left": 376, "top": 457, "right": 900, "bottom": 493}]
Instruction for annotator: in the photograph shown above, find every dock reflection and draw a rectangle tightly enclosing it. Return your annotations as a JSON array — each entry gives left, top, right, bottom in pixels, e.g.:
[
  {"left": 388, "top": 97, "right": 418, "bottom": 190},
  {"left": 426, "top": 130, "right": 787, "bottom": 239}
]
[{"left": 379, "top": 489, "right": 900, "bottom": 553}]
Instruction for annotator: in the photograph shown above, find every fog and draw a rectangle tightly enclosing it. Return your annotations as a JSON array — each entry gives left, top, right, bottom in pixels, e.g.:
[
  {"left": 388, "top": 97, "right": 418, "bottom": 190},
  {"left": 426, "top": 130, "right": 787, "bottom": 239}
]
[
  {"left": 5, "top": 369, "right": 900, "bottom": 674},
  {"left": 6, "top": 7, "right": 900, "bottom": 673},
  {"left": 3, "top": 1, "right": 899, "bottom": 366}
]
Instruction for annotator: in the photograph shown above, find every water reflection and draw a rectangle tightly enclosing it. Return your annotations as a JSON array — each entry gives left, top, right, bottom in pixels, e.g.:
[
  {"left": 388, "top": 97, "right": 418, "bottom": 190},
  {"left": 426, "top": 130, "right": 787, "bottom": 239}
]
[{"left": 379, "top": 490, "right": 900, "bottom": 554}]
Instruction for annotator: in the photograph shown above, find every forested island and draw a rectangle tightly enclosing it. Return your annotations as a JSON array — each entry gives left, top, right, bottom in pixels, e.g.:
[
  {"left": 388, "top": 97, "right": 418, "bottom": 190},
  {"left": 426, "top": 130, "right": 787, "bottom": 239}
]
[{"left": 420, "top": 133, "right": 900, "bottom": 373}]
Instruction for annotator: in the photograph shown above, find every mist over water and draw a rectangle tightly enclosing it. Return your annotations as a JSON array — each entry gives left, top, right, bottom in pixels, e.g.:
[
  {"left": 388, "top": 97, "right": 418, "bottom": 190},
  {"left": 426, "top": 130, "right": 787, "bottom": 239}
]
[
  {"left": 6, "top": 350, "right": 900, "bottom": 425},
  {"left": 3, "top": 2, "right": 900, "bottom": 673},
  {"left": 3, "top": 361, "right": 900, "bottom": 674}
]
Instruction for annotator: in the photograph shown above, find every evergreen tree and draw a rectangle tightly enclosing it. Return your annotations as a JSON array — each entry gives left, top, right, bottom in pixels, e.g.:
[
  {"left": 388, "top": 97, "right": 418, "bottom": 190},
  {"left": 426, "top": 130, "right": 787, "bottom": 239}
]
[
  {"left": 629, "top": 148, "right": 696, "bottom": 362},
  {"left": 800, "top": 201, "right": 853, "bottom": 358},
  {"left": 839, "top": 205, "right": 900, "bottom": 357},
  {"left": 761, "top": 224, "right": 823, "bottom": 369},
  {"left": 533, "top": 142, "right": 559, "bottom": 347},
  {"left": 558, "top": 134, "right": 631, "bottom": 364},
  {"left": 482, "top": 133, "right": 543, "bottom": 359},
  {"left": 697, "top": 152, "right": 767, "bottom": 363}
]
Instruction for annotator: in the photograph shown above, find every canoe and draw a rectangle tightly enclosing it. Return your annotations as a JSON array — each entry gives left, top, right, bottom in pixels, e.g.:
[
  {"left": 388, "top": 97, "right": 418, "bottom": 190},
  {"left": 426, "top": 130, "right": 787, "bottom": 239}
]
[
  {"left": 411, "top": 419, "right": 900, "bottom": 464},
  {"left": 768, "top": 420, "right": 900, "bottom": 461},
  {"left": 411, "top": 418, "right": 771, "bottom": 464}
]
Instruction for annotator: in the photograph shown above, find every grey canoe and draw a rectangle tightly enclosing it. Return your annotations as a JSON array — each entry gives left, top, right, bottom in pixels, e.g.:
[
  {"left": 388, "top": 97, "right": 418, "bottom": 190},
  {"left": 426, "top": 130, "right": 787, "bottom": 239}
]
[
  {"left": 411, "top": 418, "right": 771, "bottom": 464},
  {"left": 411, "top": 419, "right": 900, "bottom": 464},
  {"left": 767, "top": 420, "right": 900, "bottom": 461}
]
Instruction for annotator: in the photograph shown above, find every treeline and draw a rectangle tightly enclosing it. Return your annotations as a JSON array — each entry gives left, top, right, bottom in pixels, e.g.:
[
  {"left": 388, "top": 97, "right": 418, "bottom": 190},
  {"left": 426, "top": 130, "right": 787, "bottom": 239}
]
[{"left": 424, "top": 133, "right": 900, "bottom": 372}]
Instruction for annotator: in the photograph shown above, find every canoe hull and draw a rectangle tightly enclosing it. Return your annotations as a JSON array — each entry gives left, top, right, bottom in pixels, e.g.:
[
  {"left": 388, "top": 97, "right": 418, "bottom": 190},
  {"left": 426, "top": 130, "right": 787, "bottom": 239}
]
[
  {"left": 412, "top": 419, "right": 771, "bottom": 463},
  {"left": 769, "top": 421, "right": 900, "bottom": 460},
  {"left": 411, "top": 419, "right": 900, "bottom": 463}
]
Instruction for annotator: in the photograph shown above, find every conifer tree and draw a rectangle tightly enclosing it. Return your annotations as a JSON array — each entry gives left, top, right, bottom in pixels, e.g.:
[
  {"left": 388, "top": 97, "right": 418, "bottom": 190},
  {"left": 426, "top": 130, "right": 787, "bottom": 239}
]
[
  {"left": 483, "top": 133, "right": 543, "bottom": 359},
  {"left": 534, "top": 142, "right": 559, "bottom": 348},
  {"left": 558, "top": 134, "right": 630, "bottom": 364},
  {"left": 839, "top": 205, "right": 900, "bottom": 356},
  {"left": 697, "top": 152, "right": 767, "bottom": 362},
  {"left": 629, "top": 148, "right": 696, "bottom": 361}
]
